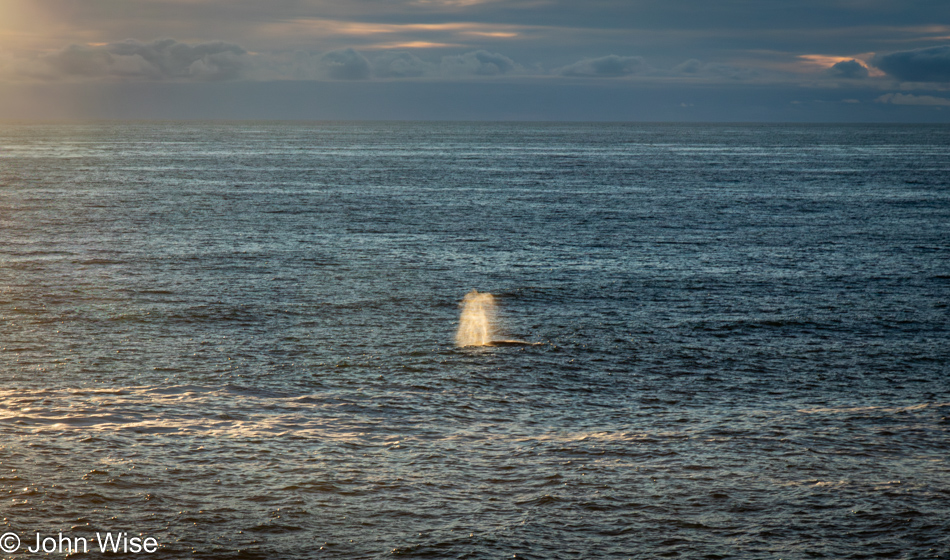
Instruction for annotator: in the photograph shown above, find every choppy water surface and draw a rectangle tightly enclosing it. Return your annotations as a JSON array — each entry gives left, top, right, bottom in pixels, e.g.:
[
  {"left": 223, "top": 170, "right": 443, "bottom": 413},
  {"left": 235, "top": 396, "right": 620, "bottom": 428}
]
[{"left": 1, "top": 122, "right": 949, "bottom": 559}]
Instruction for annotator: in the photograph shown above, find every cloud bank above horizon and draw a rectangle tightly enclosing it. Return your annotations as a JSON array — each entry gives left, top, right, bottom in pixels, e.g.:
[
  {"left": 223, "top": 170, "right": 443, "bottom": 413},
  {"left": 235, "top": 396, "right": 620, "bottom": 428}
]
[{"left": 2, "top": 0, "right": 950, "bottom": 120}]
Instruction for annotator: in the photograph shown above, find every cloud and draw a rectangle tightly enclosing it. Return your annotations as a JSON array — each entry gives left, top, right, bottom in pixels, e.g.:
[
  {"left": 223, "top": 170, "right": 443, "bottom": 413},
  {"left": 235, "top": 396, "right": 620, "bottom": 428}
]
[
  {"left": 257, "top": 49, "right": 524, "bottom": 81},
  {"left": 704, "top": 63, "right": 759, "bottom": 81},
  {"left": 559, "top": 55, "right": 647, "bottom": 77},
  {"left": 875, "top": 92, "right": 950, "bottom": 106},
  {"left": 320, "top": 48, "right": 372, "bottom": 80},
  {"left": 439, "top": 50, "right": 519, "bottom": 76},
  {"left": 35, "top": 39, "right": 249, "bottom": 81},
  {"left": 669, "top": 59, "right": 758, "bottom": 81},
  {"left": 373, "top": 51, "right": 432, "bottom": 78},
  {"left": 872, "top": 45, "right": 950, "bottom": 83},
  {"left": 672, "top": 59, "right": 703, "bottom": 74},
  {"left": 43, "top": 44, "right": 115, "bottom": 77},
  {"left": 108, "top": 39, "right": 247, "bottom": 80},
  {"left": 828, "top": 59, "right": 869, "bottom": 79},
  {"left": 322, "top": 48, "right": 524, "bottom": 80}
]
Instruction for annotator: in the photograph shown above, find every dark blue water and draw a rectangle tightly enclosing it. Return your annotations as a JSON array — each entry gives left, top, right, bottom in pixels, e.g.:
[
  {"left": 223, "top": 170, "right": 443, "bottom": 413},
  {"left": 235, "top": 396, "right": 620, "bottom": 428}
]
[{"left": 1, "top": 122, "right": 949, "bottom": 559}]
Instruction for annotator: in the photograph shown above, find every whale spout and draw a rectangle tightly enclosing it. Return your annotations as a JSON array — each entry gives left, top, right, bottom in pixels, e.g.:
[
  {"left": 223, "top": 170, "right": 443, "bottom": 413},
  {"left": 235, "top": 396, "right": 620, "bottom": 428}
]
[
  {"left": 456, "top": 290, "right": 542, "bottom": 348},
  {"left": 456, "top": 290, "right": 496, "bottom": 347}
]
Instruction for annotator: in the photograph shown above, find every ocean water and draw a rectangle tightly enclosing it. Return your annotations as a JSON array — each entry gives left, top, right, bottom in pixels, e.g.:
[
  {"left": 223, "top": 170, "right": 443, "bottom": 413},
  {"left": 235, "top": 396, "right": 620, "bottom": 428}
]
[{"left": 1, "top": 122, "right": 949, "bottom": 559}]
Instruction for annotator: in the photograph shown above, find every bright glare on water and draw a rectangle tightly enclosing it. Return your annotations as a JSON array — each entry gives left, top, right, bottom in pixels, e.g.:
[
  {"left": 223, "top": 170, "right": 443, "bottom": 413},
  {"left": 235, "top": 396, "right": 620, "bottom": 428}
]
[{"left": 0, "top": 122, "right": 949, "bottom": 559}]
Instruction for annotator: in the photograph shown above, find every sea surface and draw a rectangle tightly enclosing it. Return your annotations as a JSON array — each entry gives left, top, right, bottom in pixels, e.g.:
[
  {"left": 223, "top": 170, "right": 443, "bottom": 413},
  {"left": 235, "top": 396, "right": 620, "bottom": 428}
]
[{"left": 1, "top": 122, "right": 949, "bottom": 559}]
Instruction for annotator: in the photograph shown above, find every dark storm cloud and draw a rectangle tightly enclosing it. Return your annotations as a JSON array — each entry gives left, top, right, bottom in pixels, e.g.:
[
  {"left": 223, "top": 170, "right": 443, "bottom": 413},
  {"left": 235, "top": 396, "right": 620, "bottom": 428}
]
[
  {"left": 872, "top": 45, "right": 950, "bottom": 83},
  {"left": 829, "top": 59, "right": 869, "bottom": 79},
  {"left": 559, "top": 55, "right": 647, "bottom": 77},
  {"left": 39, "top": 39, "right": 249, "bottom": 81},
  {"left": 321, "top": 48, "right": 372, "bottom": 80}
]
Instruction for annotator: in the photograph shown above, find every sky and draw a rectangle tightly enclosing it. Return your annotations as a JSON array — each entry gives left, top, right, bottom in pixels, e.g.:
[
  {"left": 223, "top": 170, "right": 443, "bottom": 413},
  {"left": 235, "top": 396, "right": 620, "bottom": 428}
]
[{"left": 2, "top": 0, "right": 950, "bottom": 121}]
